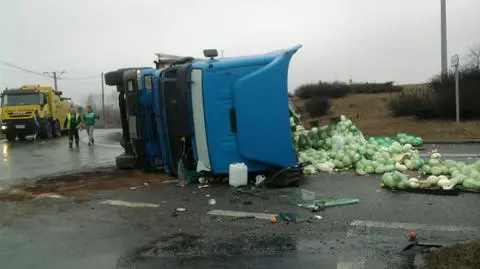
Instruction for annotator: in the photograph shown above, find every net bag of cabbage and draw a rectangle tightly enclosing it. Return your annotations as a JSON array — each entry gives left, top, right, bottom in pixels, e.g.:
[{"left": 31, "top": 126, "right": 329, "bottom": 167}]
[{"left": 295, "top": 115, "right": 423, "bottom": 175}]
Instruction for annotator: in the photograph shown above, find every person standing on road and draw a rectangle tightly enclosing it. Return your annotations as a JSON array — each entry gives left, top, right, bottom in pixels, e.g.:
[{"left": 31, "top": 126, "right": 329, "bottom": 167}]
[
  {"left": 83, "top": 105, "right": 99, "bottom": 146},
  {"left": 33, "top": 110, "right": 40, "bottom": 140},
  {"left": 64, "top": 107, "right": 81, "bottom": 148}
]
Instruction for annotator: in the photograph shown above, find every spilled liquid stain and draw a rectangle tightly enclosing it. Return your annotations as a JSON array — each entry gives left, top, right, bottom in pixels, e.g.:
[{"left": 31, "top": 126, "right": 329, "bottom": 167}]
[
  {"left": 116, "top": 232, "right": 434, "bottom": 269},
  {"left": 134, "top": 233, "right": 297, "bottom": 258}
]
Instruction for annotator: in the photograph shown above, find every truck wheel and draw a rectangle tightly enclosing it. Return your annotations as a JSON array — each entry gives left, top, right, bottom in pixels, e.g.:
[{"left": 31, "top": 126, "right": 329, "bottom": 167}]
[
  {"left": 18, "top": 134, "right": 26, "bottom": 140},
  {"left": 105, "top": 70, "right": 125, "bottom": 87},
  {"left": 52, "top": 121, "right": 61, "bottom": 138},
  {"left": 116, "top": 154, "right": 138, "bottom": 169},
  {"left": 46, "top": 123, "right": 53, "bottom": 139},
  {"left": 5, "top": 133, "right": 16, "bottom": 141},
  {"left": 38, "top": 122, "right": 53, "bottom": 139}
]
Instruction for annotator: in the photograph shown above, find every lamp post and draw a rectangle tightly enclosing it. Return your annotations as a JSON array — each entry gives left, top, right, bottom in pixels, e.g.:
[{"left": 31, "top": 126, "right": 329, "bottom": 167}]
[{"left": 440, "top": 0, "right": 448, "bottom": 75}]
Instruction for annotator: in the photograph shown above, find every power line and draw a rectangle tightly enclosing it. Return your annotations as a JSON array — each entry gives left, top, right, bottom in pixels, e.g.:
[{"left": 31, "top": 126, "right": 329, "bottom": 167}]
[
  {"left": 60, "top": 74, "right": 99, "bottom": 80},
  {"left": 0, "top": 59, "right": 49, "bottom": 77},
  {"left": 1, "top": 59, "right": 101, "bottom": 82},
  {"left": 44, "top": 71, "right": 66, "bottom": 91}
]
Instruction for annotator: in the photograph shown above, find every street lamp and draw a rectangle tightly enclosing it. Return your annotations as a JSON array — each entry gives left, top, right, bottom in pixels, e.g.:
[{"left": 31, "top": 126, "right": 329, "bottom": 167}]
[{"left": 441, "top": 0, "right": 448, "bottom": 75}]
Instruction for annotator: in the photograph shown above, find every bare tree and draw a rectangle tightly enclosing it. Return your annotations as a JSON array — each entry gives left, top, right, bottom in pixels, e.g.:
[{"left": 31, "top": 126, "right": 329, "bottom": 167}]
[{"left": 465, "top": 43, "right": 480, "bottom": 71}]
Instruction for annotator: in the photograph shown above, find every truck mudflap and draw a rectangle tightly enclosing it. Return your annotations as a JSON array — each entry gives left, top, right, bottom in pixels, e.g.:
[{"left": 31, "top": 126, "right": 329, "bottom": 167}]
[{"left": 232, "top": 45, "right": 301, "bottom": 169}]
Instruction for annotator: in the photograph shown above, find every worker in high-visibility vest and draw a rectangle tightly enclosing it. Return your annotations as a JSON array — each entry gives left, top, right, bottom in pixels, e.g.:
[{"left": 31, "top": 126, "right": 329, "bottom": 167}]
[{"left": 63, "top": 107, "right": 82, "bottom": 148}]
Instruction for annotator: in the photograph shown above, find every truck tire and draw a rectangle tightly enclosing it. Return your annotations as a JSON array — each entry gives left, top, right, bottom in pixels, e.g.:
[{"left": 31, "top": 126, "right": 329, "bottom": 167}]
[
  {"left": 52, "top": 121, "right": 61, "bottom": 138},
  {"left": 104, "top": 67, "right": 150, "bottom": 88},
  {"left": 39, "top": 122, "right": 53, "bottom": 139},
  {"left": 18, "top": 134, "right": 26, "bottom": 140},
  {"left": 116, "top": 154, "right": 138, "bottom": 169},
  {"left": 6, "top": 133, "right": 16, "bottom": 141},
  {"left": 104, "top": 70, "right": 124, "bottom": 86}
]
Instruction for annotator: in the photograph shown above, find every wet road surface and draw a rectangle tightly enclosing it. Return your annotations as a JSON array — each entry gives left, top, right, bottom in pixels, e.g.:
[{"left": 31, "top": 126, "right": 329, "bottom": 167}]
[
  {"left": 0, "top": 129, "right": 123, "bottom": 187},
  {"left": 0, "top": 143, "right": 478, "bottom": 268},
  {"left": 0, "top": 172, "right": 479, "bottom": 269}
]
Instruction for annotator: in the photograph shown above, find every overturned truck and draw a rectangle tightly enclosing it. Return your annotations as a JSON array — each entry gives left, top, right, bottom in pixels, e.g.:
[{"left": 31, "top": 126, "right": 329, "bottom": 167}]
[{"left": 105, "top": 45, "right": 303, "bottom": 181}]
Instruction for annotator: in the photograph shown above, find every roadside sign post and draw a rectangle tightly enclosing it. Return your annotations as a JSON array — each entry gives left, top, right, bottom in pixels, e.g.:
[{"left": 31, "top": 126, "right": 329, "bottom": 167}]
[
  {"left": 101, "top": 72, "right": 106, "bottom": 128},
  {"left": 451, "top": 54, "right": 460, "bottom": 124}
]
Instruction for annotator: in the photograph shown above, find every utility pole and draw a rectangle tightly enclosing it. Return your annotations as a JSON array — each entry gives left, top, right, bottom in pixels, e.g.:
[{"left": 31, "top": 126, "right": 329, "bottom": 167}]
[
  {"left": 440, "top": 0, "right": 448, "bottom": 75},
  {"left": 101, "top": 72, "right": 106, "bottom": 128},
  {"left": 44, "top": 71, "right": 66, "bottom": 91}
]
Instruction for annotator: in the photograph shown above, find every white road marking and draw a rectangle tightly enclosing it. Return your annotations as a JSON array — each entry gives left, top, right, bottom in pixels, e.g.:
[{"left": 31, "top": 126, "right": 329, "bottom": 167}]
[
  {"left": 349, "top": 220, "right": 480, "bottom": 233},
  {"left": 162, "top": 179, "right": 179, "bottom": 184},
  {"left": 99, "top": 199, "right": 160, "bottom": 208},
  {"left": 337, "top": 253, "right": 366, "bottom": 269},
  {"left": 207, "top": 209, "right": 277, "bottom": 220},
  {"left": 34, "top": 193, "right": 65, "bottom": 199}
]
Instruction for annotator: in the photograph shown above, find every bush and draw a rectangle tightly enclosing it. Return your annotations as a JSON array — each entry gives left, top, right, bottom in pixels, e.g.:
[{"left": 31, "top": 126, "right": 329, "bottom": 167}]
[
  {"left": 304, "top": 97, "right": 331, "bottom": 117},
  {"left": 388, "top": 89, "right": 439, "bottom": 118},
  {"left": 388, "top": 69, "right": 480, "bottom": 119},
  {"left": 294, "top": 81, "right": 352, "bottom": 99},
  {"left": 350, "top": 82, "right": 403, "bottom": 93}
]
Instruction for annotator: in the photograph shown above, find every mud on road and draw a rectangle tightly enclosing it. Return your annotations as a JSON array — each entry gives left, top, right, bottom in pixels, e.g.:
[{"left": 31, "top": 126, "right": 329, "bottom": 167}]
[{"left": 0, "top": 169, "right": 176, "bottom": 202}]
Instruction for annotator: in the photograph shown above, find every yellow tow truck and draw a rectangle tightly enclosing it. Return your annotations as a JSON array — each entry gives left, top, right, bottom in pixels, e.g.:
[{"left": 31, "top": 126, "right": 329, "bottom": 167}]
[{"left": 0, "top": 85, "right": 71, "bottom": 141}]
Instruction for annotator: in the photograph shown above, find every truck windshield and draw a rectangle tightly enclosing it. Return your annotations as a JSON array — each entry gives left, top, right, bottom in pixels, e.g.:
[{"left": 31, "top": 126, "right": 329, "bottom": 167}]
[{"left": 1, "top": 93, "right": 39, "bottom": 106}]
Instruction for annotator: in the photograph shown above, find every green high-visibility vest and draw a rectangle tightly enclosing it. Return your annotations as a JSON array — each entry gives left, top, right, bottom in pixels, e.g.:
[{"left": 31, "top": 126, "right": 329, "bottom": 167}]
[{"left": 66, "top": 113, "right": 80, "bottom": 129}]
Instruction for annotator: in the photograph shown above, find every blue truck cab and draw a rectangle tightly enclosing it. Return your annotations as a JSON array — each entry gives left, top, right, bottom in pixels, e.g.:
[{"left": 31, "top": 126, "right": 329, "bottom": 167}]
[
  {"left": 104, "top": 66, "right": 160, "bottom": 170},
  {"left": 137, "top": 68, "right": 163, "bottom": 170},
  {"left": 156, "top": 45, "right": 302, "bottom": 176}
]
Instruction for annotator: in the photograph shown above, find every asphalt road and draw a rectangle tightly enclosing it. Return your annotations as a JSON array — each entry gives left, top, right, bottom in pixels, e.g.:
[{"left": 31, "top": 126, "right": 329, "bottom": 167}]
[
  {"left": 0, "top": 172, "right": 479, "bottom": 269},
  {"left": 0, "top": 141, "right": 478, "bottom": 268},
  {"left": 0, "top": 129, "right": 123, "bottom": 187}
]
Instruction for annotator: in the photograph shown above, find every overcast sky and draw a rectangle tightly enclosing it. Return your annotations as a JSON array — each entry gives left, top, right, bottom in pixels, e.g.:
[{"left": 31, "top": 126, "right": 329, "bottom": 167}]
[{"left": 1, "top": 0, "right": 479, "bottom": 103}]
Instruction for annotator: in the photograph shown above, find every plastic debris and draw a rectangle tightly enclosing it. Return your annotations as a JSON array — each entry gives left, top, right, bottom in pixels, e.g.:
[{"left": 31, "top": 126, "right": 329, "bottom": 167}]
[
  {"left": 198, "top": 185, "right": 210, "bottom": 189},
  {"left": 279, "top": 212, "right": 297, "bottom": 222},
  {"left": 175, "top": 207, "right": 186, "bottom": 212},
  {"left": 208, "top": 198, "right": 216, "bottom": 205},
  {"left": 255, "top": 175, "right": 266, "bottom": 186}
]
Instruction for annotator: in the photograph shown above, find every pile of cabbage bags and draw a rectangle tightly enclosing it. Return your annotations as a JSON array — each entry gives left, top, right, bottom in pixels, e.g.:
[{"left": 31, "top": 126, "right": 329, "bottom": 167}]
[
  {"left": 369, "top": 133, "right": 423, "bottom": 147},
  {"left": 295, "top": 115, "right": 480, "bottom": 191}
]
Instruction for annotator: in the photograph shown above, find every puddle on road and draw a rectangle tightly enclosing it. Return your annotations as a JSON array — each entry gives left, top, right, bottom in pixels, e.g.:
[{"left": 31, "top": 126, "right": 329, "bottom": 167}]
[{"left": 117, "top": 232, "right": 421, "bottom": 269}]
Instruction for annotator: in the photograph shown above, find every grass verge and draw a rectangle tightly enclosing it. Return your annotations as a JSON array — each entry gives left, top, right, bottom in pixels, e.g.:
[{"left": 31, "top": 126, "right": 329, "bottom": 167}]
[
  {"left": 319, "top": 93, "right": 480, "bottom": 140},
  {"left": 425, "top": 242, "right": 480, "bottom": 269}
]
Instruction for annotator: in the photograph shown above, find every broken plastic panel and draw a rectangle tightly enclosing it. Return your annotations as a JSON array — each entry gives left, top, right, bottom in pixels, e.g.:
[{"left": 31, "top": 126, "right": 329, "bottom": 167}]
[{"left": 268, "top": 188, "right": 359, "bottom": 209}]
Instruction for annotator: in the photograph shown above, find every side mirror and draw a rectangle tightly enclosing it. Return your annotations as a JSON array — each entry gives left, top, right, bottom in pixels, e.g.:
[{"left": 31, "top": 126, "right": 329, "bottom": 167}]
[
  {"left": 203, "top": 49, "right": 218, "bottom": 59},
  {"left": 55, "top": 91, "right": 63, "bottom": 96}
]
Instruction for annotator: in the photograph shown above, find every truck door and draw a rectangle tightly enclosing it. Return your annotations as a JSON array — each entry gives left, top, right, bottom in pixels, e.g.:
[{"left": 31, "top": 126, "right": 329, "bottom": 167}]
[
  {"left": 123, "top": 69, "right": 145, "bottom": 159},
  {"left": 160, "top": 64, "right": 193, "bottom": 175},
  {"left": 232, "top": 45, "right": 302, "bottom": 168}
]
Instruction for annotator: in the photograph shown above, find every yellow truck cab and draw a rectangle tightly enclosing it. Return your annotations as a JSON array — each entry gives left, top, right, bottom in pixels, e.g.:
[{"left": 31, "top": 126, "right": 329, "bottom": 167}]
[{"left": 0, "top": 85, "right": 71, "bottom": 141}]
